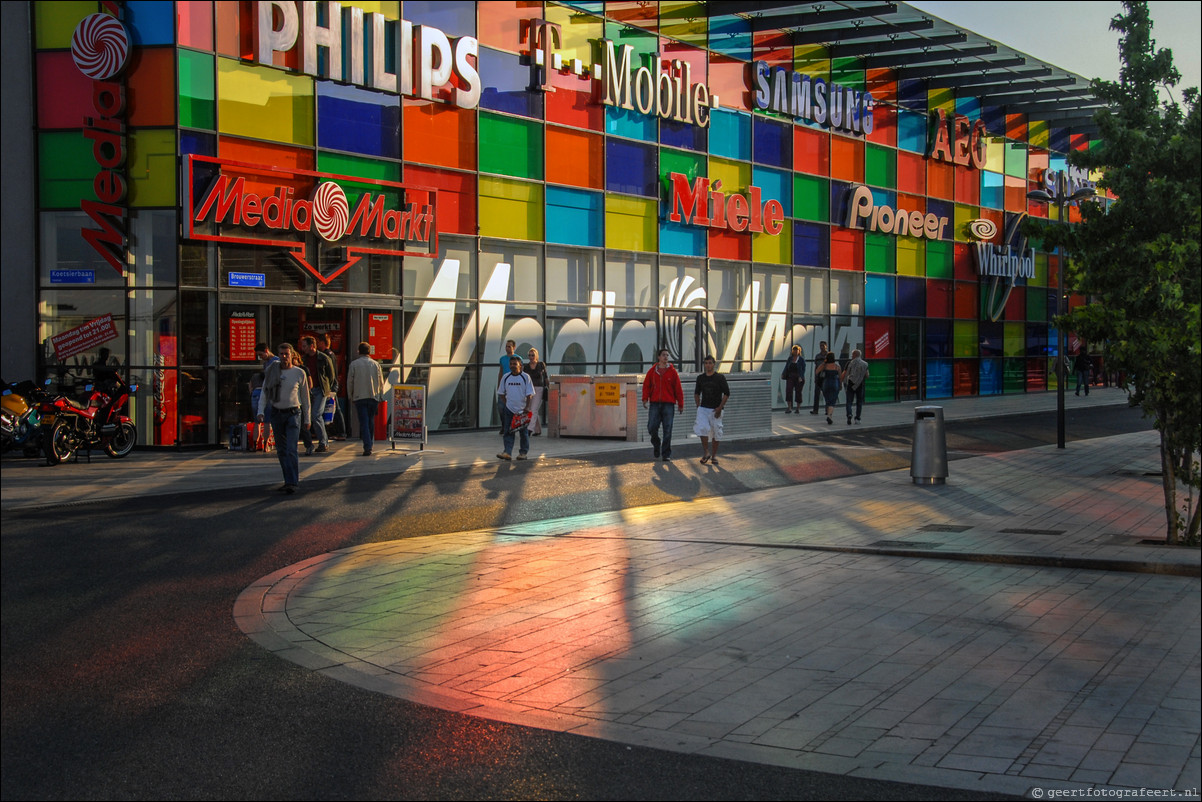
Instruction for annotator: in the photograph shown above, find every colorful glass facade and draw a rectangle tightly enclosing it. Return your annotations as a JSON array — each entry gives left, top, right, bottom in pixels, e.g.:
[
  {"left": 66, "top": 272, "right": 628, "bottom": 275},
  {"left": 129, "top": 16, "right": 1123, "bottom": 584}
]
[{"left": 21, "top": 0, "right": 1109, "bottom": 445}]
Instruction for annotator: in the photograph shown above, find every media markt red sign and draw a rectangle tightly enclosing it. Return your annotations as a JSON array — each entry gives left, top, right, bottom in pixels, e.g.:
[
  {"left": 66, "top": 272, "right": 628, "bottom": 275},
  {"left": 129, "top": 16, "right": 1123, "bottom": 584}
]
[{"left": 184, "top": 155, "right": 437, "bottom": 284}]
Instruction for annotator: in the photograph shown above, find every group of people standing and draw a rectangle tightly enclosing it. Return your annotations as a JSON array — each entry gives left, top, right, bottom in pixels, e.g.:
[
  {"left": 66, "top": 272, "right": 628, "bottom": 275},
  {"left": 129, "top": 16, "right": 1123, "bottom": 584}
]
[
  {"left": 782, "top": 342, "right": 870, "bottom": 426},
  {"left": 495, "top": 340, "right": 549, "bottom": 461}
]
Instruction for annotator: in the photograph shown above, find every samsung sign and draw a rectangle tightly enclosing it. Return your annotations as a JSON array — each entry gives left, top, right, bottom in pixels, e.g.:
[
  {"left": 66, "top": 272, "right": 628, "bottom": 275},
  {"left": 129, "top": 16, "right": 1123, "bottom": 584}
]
[{"left": 751, "top": 63, "right": 875, "bottom": 136}]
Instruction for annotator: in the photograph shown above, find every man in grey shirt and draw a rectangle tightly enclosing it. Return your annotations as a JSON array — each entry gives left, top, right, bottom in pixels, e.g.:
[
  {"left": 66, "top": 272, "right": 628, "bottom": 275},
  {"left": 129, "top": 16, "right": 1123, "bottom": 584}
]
[{"left": 841, "top": 348, "right": 870, "bottom": 425}]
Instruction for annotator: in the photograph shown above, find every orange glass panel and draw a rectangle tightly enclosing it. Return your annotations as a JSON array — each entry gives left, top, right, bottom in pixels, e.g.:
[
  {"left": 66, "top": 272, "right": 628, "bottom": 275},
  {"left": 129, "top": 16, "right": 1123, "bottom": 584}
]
[
  {"left": 127, "top": 48, "right": 177, "bottom": 126},
  {"left": 830, "top": 228, "right": 863, "bottom": 269},
  {"left": 546, "top": 126, "right": 603, "bottom": 190},
  {"left": 215, "top": 1, "right": 254, "bottom": 60},
  {"left": 405, "top": 164, "right": 476, "bottom": 236},
  {"left": 403, "top": 100, "right": 477, "bottom": 171},
  {"left": 897, "top": 193, "right": 925, "bottom": 213},
  {"left": 865, "top": 68, "right": 895, "bottom": 105},
  {"left": 709, "top": 230, "right": 750, "bottom": 261},
  {"left": 754, "top": 30, "right": 791, "bottom": 66},
  {"left": 897, "top": 151, "right": 924, "bottom": 194},
  {"left": 608, "top": 1, "right": 658, "bottom": 30},
  {"left": 830, "top": 135, "right": 863, "bottom": 183},
  {"left": 217, "top": 137, "right": 315, "bottom": 198},
  {"left": 1004, "top": 175, "right": 1026, "bottom": 212},
  {"left": 954, "top": 165, "right": 980, "bottom": 205},
  {"left": 177, "top": 1, "right": 214, "bottom": 51},
  {"left": 795, "top": 127, "right": 829, "bottom": 176},
  {"left": 480, "top": 1, "right": 542, "bottom": 53},
  {"left": 980, "top": 207, "right": 1003, "bottom": 235},
  {"left": 866, "top": 101, "right": 895, "bottom": 146},
  {"left": 1006, "top": 113, "right": 1027, "bottom": 141},
  {"left": 709, "top": 53, "right": 752, "bottom": 113},
  {"left": 928, "top": 161, "right": 954, "bottom": 200}
]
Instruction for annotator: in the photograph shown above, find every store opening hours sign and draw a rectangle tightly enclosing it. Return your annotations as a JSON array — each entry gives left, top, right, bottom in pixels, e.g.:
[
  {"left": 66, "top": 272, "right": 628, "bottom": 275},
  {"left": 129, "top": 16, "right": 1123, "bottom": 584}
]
[
  {"left": 185, "top": 155, "right": 438, "bottom": 284},
  {"left": 51, "top": 314, "right": 118, "bottom": 360}
]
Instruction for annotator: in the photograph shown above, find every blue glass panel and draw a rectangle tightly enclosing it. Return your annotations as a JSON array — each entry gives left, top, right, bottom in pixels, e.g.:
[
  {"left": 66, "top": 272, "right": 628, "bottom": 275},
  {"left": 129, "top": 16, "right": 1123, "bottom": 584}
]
[
  {"left": 870, "top": 187, "right": 895, "bottom": 207},
  {"left": 954, "top": 96, "right": 981, "bottom": 119},
  {"left": 180, "top": 130, "right": 216, "bottom": 157},
  {"left": 897, "top": 276, "right": 925, "bottom": 317},
  {"left": 606, "top": 139, "right": 657, "bottom": 196},
  {"left": 478, "top": 47, "right": 542, "bottom": 119},
  {"left": 897, "top": 78, "right": 926, "bottom": 112},
  {"left": 926, "top": 358, "right": 953, "bottom": 398},
  {"left": 979, "top": 321, "right": 1003, "bottom": 357},
  {"left": 659, "top": 218, "right": 706, "bottom": 256},
  {"left": 830, "top": 180, "right": 852, "bottom": 223},
  {"left": 927, "top": 199, "right": 953, "bottom": 232},
  {"left": 546, "top": 186, "right": 602, "bottom": 248},
  {"left": 865, "top": 274, "right": 894, "bottom": 316},
  {"left": 1049, "top": 127, "right": 1070, "bottom": 152},
  {"left": 926, "top": 319, "right": 951, "bottom": 358},
  {"left": 709, "top": 16, "right": 751, "bottom": 60},
  {"left": 1048, "top": 153, "right": 1067, "bottom": 174},
  {"left": 182, "top": 132, "right": 217, "bottom": 209},
  {"left": 752, "top": 117, "right": 790, "bottom": 168},
  {"left": 794, "top": 221, "right": 829, "bottom": 267},
  {"left": 661, "top": 118, "right": 706, "bottom": 151},
  {"left": 404, "top": 0, "right": 475, "bottom": 37},
  {"left": 981, "top": 171, "right": 1004, "bottom": 209},
  {"left": 317, "top": 82, "right": 400, "bottom": 158},
  {"left": 753, "top": 166, "right": 791, "bottom": 217},
  {"left": 606, "top": 105, "right": 657, "bottom": 142},
  {"left": 981, "top": 105, "right": 1005, "bottom": 137},
  {"left": 709, "top": 108, "right": 750, "bottom": 160},
  {"left": 979, "top": 358, "right": 1003, "bottom": 394},
  {"left": 561, "top": 1, "right": 603, "bottom": 11},
  {"left": 897, "top": 109, "right": 926, "bottom": 153},
  {"left": 1027, "top": 323, "right": 1049, "bottom": 357},
  {"left": 125, "top": 1, "right": 174, "bottom": 45}
]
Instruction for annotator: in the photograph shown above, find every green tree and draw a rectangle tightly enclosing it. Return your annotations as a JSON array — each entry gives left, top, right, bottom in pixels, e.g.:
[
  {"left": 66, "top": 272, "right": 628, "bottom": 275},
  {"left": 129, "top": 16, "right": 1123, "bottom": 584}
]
[{"left": 1054, "top": 1, "right": 1200, "bottom": 544}]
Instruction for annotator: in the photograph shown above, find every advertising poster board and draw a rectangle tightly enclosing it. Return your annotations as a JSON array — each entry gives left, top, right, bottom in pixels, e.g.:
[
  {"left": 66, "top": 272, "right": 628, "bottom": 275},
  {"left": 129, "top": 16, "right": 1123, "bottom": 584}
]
[
  {"left": 228, "top": 311, "right": 257, "bottom": 361},
  {"left": 389, "top": 384, "right": 427, "bottom": 446}
]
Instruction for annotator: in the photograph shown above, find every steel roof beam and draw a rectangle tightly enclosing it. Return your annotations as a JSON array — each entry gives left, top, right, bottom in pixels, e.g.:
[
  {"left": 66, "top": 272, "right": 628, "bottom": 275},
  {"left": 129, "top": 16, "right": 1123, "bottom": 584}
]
[
  {"left": 929, "top": 71, "right": 1065, "bottom": 91},
  {"left": 896, "top": 56, "right": 1026, "bottom": 79},
  {"left": 794, "top": 18, "right": 934, "bottom": 46},
  {"left": 750, "top": 3, "right": 900, "bottom": 31},
  {"left": 828, "top": 32, "right": 967, "bottom": 58},
  {"left": 864, "top": 43, "right": 996, "bottom": 69}
]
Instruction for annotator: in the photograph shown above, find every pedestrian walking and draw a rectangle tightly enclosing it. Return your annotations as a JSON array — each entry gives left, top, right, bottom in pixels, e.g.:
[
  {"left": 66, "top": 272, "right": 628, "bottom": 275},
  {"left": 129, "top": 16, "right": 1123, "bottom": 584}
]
[
  {"left": 817, "top": 352, "right": 841, "bottom": 425},
  {"left": 496, "top": 339, "right": 518, "bottom": 429},
  {"left": 641, "top": 347, "right": 685, "bottom": 462},
  {"left": 256, "top": 342, "right": 311, "bottom": 495},
  {"left": 299, "top": 335, "right": 336, "bottom": 454},
  {"left": 841, "top": 348, "right": 869, "bottom": 425},
  {"left": 248, "top": 343, "right": 278, "bottom": 427},
  {"left": 497, "top": 356, "right": 534, "bottom": 461},
  {"left": 809, "top": 340, "right": 829, "bottom": 415},
  {"left": 781, "top": 344, "right": 805, "bottom": 413},
  {"left": 317, "top": 332, "right": 347, "bottom": 440},
  {"left": 525, "top": 347, "right": 548, "bottom": 436},
  {"left": 694, "top": 356, "right": 730, "bottom": 465},
  {"left": 1073, "top": 350, "right": 1092, "bottom": 396},
  {"left": 347, "top": 342, "right": 384, "bottom": 456}
]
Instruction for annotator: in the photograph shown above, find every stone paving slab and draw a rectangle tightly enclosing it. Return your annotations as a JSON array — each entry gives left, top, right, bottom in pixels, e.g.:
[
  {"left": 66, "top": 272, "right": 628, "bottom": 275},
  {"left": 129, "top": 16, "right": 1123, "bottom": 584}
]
[{"left": 236, "top": 430, "right": 1201, "bottom": 799}]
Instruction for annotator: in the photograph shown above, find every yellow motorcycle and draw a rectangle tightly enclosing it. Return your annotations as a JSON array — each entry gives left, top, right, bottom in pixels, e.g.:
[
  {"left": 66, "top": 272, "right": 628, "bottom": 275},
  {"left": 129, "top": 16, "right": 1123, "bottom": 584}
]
[{"left": 1, "top": 379, "right": 47, "bottom": 457}]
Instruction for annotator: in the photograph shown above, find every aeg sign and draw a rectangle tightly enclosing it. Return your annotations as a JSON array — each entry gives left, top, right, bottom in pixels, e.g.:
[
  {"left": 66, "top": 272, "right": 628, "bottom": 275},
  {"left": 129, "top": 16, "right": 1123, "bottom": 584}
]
[
  {"left": 72, "top": 4, "right": 131, "bottom": 275},
  {"left": 185, "top": 156, "right": 437, "bottom": 284}
]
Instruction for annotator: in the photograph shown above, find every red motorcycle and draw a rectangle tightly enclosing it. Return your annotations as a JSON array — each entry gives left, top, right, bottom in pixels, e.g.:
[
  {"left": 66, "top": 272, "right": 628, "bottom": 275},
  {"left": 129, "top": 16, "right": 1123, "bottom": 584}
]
[{"left": 40, "top": 376, "right": 137, "bottom": 465}]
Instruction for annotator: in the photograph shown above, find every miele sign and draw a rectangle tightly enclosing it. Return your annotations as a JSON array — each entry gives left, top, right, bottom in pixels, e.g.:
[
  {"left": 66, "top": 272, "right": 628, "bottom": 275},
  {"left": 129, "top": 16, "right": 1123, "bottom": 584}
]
[{"left": 255, "top": 1, "right": 481, "bottom": 108}]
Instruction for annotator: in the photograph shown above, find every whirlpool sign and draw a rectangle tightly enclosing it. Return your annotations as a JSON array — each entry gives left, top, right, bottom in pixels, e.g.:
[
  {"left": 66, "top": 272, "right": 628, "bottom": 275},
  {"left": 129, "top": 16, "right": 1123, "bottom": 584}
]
[{"left": 184, "top": 155, "right": 437, "bottom": 284}]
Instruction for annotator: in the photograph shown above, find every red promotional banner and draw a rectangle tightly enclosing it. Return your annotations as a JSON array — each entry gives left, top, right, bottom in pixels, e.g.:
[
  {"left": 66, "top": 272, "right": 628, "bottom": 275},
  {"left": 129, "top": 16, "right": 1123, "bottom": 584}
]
[
  {"left": 50, "top": 314, "right": 118, "bottom": 359},
  {"left": 367, "top": 313, "right": 393, "bottom": 358}
]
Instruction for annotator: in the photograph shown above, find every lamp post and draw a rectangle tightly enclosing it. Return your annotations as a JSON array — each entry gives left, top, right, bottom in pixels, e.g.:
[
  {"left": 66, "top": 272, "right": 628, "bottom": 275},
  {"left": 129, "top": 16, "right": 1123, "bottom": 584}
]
[{"left": 1027, "top": 178, "right": 1096, "bottom": 449}]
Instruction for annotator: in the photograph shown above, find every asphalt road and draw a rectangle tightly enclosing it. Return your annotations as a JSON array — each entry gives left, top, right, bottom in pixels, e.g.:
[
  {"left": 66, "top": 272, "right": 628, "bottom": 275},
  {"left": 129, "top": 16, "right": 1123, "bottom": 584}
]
[{"left": 0, "top": 405, "right": 1149, "bottom": 800}]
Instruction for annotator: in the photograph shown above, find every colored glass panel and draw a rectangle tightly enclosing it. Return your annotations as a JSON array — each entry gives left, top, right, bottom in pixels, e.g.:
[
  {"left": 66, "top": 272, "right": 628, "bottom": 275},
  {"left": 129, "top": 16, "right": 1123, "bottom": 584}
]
[
  {"left": 926, "top": 359, "right": 952, "bottom": 398},
  {"left": 954, "top": 163, "right": 980, "bottom": 205},
  {"left": 865, "top": 144, "right": 895, "bottom": 188},
  {"left": 606, "top": 194, "right": 657, "bottom": 252},
  {"left": 403, "top": 100, "right": 477, "bottom": 170},
  {"left": 214, "top": 1, "right": 253, "bottom": 60},
  {"left": 179, "top": 49, "right": 216, "bottom": 130},
  {"left": 661, "top": 118, "right": 707, "bottom": 151},
  {"left": 316, "top": 152, "right": 399, "bottom": 182},
  {"left": 35, "top": 2, "right": 95, "bottom": 48},
  {"left": 127, "top": 47, "right": 177, "bottom": 126},
  {"left": 927, "top": 279, "right": 953, "bottom": 317},
  {"left": 896, "top": 151, "right": 924, "bottom": 195},
  {"left": 1006, "top": 114, "right": 1027, "bottom": 141},
  {"left": 405, "top": 164, "right": 476, "bottom": 236},
  {"left": 751, "top": 220, "right": 790, "bottom": 264},
  {"left": 128, "top": 129, "right": 176, "bottom": 207},
  {"left": 753, "top": 117, "right": 791, "bottom": 167},
  {"left": 710, "top": 109, "right": 751, "bottom": 161},
  {"left": 831, "top": 57, "right": 864, "bottom": 90},
  {"left": 479, "top": 176, "right": 542, "bottom": 241},
  {"left": 708, "top": 156, "right": 750, "bottom": 197},
  {"left": 1003, "top": 322, "right": 1024, "bottom": 358},
  {"left": 866, "top": 360, "right": 894, "bottom": 402},
  {"left": 793, "top": 221, "right": 828, "bottom": 267},
  {"left": 980, "top": 321, "right": 1003, "bottom": 357},
  {"left": 983, "top": 137, "right": 1005, "bottom": 173},
  {"left": 927, "top": 161, "right": 954, "bottom": 200},
  {"left": 980, "top": 171, "right": 1004, "bottom": 209},
  {"left": 865, "top": 275, "right": 893, "bottom": 315},
  {"left": 607, "top": 139, "right": 657, "bottom": 196},
  {"left": 708, "top": 15, "right": 751, "bottom": 60},
  {"left": 926, "top": 319, "right": 951, "bottom": 358},
  {"left": 897, "top": 109, "right": 926, "bottom": 153},
  {"left": 217, "top": 59, "right": 314, "bottom": 146},
  {"left": 793, "top": 174, "right": 829, "bottom": 222},
  {"left": 660, "top": 1, "right": 708, "bottom": 47},
  {"left": 605, "top": 104, "right": 657, "bottom": 142},
  {"left": 896, "top": 238, "right": 925, "bottom": 276},
  {"left": 897, "top": 276, "right": 925, "bottom": 317},
  {"left": 830, "top": 227, "right": 862, "bottom": 270},
  {"left": 753, "top": 166, "right": 791, "bottom": 216},
  {"left": 830, "top": 136, "right": 863, "bottom": 183},
  {"left": 660, "top": 214, "right": 706, "bottom": 257},
  {"left": 407, "top": 1, "right": 474, "bottom": 37},
  {"left": 217, "top": 137, "right": 314, "bottom": 200},
  {"left": 864, "top": 318, "right": 894, "bottom": 358},
  {"left": 37, "top": 132, "right": 93, "bottom": 208},
  {"left": 1004, "top": 140, "right": 1027, "bottom": 178},
  {"left": 125, "top": 0, "right": 175, "bottom": 44},
  {"left": 1026, "top": 285, "right": 1047, "bottom": 321},
  {"left": 177, "top": 0, "right": 214, "bottom": 50},
  {"left": 479, "top": 113, "right": 542, "bottom": 179},
  {"left": 954, "top": 204, "right": 978, "bottom": 242},
  {"left": 478, "top": 0, "right": 539, "bottom": 52},
  {"left": 35, "top": 52, "right": 91, "bottom": 129},
  {"left": 794, "top": 126, "right": 829, "bottom": 176},
  {"left": 547, "top": 126, "right": 604, "bottom": 190},
  {"left": 864, "top": 233, "right": 893, "bottom": 274},
  {"left": 317, "top": 82, "right": 400, "bottom": 158},
  {"left": 547, "top": 186, "right": 603, "bottom": 248},
  {"left": 926, "top": 240, "right": 953, "bottom": 279},
  {"left": 708, "top": 54, "right": 750, "bottom": 113},
  {"left": 478, "top": 46, "right": 543, "bottom": 119},
  {"left": 953, "top": 321, "right": 978, "bottom": 358},
  {"left": 979, "top": 358, "right": 1002, "bottom": 395},
  {"left": 953, "top": 282, "right": 978, "bottom": 319}
]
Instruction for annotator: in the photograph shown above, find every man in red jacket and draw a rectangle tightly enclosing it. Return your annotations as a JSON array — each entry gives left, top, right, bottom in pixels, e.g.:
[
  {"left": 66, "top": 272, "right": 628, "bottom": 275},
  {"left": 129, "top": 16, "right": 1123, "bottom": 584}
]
[{"left": 641, "top": 347, "right": 685, "bottom": 462}]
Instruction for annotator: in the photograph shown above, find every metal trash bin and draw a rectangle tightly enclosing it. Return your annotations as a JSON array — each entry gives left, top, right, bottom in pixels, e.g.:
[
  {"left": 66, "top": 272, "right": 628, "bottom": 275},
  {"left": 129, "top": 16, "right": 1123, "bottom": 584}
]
[{"left": 910, "top": 405, "right": 947, "bottom": 485}]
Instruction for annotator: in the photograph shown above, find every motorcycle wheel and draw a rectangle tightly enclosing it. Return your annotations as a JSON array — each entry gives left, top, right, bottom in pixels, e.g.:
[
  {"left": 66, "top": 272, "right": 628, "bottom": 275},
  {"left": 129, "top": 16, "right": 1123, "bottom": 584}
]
[
  {"left": 45, "top": 421, "right": 74, "bottom": 465},
  {"left": 104, "top": 421, "right": 137, "bottom": 458}
]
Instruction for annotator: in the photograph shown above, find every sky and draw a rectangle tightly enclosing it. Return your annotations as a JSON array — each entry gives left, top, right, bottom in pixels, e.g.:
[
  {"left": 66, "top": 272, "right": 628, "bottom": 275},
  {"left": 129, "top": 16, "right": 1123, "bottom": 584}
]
[{"left": 907, "top": 1, "right": 1201, "bottom": 103}]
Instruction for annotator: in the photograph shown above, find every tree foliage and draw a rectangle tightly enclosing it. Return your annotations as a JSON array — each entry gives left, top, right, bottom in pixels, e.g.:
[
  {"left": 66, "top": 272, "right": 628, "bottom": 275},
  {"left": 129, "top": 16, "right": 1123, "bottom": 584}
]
[{"left": 1057, "top": 1, "right": 1201, "bottom": 544}]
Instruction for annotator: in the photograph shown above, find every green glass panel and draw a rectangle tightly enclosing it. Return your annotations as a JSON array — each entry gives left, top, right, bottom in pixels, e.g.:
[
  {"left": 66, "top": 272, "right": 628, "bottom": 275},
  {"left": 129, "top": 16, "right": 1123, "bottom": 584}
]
[
  {"left": 793, "top": 174, "right": 829, "bottom": 221},
  {"left": 128, "top": 129, "right": 177, "bottom": 207},
  {"left": 1003, "top": 358, "right": 1027, "bottom": 392},
  {"left": 660, "top": 148, "right": 704, "bottom": 192},
  {"left": 317, "top": 151, "right": 401, "bottom": 208},
  {"left": 954, "top": 320, "right": 978, "bottom": 358},
  {"left": 864, "top": 144, "right": 895, "bottom": 188},
  {"left": 179, "top": 50, "right": 215, "bottom": 130},
  {"left": 831, "top": 57, "right": 865, "bottom": 89},
  {"left": 926, "top": 239, "right": 953, "bottom": 278},
  {"left": 1026, "top": 286, "right": 1047, "bottom": 321},
  {"left": 864, "top": 232, "right": 894, "bottom": 273},
  {"left": 1003, "top": 322, "right": 1024, "bottom": 357},
  {"left": 38, "top": 131, "right": 94, "bottom": 208},
  {"left": 1004, "top": 140, "right": 1027, "bottom": 178},
  {"left": 479, "top": 113, "right": 542, "bottom": 180},
  {"left": 866, "top": 360, "right": 894, "bottom": 402}
]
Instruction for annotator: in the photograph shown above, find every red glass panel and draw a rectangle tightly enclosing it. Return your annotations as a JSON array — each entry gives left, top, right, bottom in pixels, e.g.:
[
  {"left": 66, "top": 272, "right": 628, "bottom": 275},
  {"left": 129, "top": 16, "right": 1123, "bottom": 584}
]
[
  {"left": 1004, "top": 286, "right": 1025, "bottom": 320},
  {"left": 215, "top": 2, "right": 255, "bottom": 60},
  {"left": 896, "top": 151, "right": 925, "bottom": 195},
  {"left": 953, "top": 359, "right": 977, "bottom": 395},
  {"left": 708, "top": 230, "right": 750, "bottom": 261},
  {"left": 404, "top": 164, "right": 476, "bottom": 236},
  {"left": 830, "top": 135, "right": 863, "bottom": 183},
  {"left": 953, "top": 243, "right": 976, "bottom": 280},
  {"left": 928, "top": 161, "right": 954, "bottom": 200},
  {"left": 795, "top": 126, "right": 829, "bottom": 176},
  {"left": 403, "top": 100, "right": 477, "bottom": 171},
  {"left": 830, "top": 228, "right": 863, "bottom": 269},
  {"left": 954, "top": 165, "right": 980, "bottom": 205},
  {"left": 480, "top": 1, "right": 541, "bottom": 53},
  {"left": 927, "top": 279, "right": 953, "bottom": 318},
  {"left": 1005, "top": 114, "right": 1027, "bottom": 141},
  {"left": 953, "top": 281, "right": 978, "bottom": 318},
  {"left": 36, "top": 52, "right": 91, "bottom": 129},
  {"left": 709, "top": 54, "right": 752, "bottom": 113},
  {"left": 177, "top": 1, "right": 214, "bottom": 51},
  {"left": 127, "top": 48, "right": 177, "bottom": 127},
  {"left": 865, "top": 318, "right": 894, "bottom": 358}
]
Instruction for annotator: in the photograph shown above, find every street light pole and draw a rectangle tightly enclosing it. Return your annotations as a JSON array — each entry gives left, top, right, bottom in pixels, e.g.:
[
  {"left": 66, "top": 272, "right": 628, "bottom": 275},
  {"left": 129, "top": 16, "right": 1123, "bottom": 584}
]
[{"left": 1027, "top": 179, "right": 1096, "bottom": 449}]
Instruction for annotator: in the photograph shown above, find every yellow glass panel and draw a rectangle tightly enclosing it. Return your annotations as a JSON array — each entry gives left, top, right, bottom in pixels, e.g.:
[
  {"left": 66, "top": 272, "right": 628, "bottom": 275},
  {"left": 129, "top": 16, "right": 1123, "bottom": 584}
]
[
  {"left": 984, "top": 137, "right": 1005, "bottom": 173},
  {"left": 660, "top": 1, "right": 707, "bottom": 47},
  {"left": 35, "top": 2, "right": 95, "bottom": 49},
  {"left": 1028, "top": 120, "right": 1049, "bottom": 148},
  {"left": 218, "top": 59, "right": 314, "bottom": 146},
  {"left": 707, "top": 156, "right": 751, "bottom": 196},
  {"left": 794, "top": 45, "right": 829, "bottom": 77},
  {"left": 479, "top": 176, "right": 543, "bottom": 241},
  {"left": 954, "top": 321, "right": 978, "bottom": 358},
  {"left": 928, "top": 88, "right": 955, "bottom": 114},
  {"left": 348, "top": 2, "right": 399, "bottom": 18},
  {"left": 1034, "top": 252, "right": 1049, "bottom": 286},
  {"left": 1004, "top": 322, "right": 1024, "bottom": 357},
  {"left": 127, "top": 129, "right": 177, "bottom": 207},
  {"left": 605, "top": 195, "right": 657, "bottom": 252},
  {"left": 896, "top": 237, "right": 925, "bottom": 276},
  {"left": 752, "top": 220, "right": 791, "bottom": 264},
  {"left": 954, "top": 204, "right": 978, "bottom": 242},
  {"left": 546, "top": 4, "right": 603, "bottom": 67}
]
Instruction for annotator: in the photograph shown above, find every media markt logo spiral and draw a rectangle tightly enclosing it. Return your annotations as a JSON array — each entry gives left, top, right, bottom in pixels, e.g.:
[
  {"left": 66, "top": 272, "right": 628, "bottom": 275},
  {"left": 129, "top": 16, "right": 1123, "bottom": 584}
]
[
  {"left": 71, "top": 13, "right": 130, "bottom": 81},
  {"left": 311, "top": 182, "right": 350, "bottom": 242}
]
